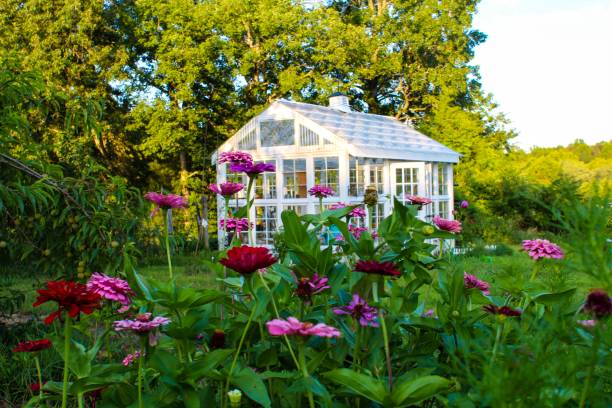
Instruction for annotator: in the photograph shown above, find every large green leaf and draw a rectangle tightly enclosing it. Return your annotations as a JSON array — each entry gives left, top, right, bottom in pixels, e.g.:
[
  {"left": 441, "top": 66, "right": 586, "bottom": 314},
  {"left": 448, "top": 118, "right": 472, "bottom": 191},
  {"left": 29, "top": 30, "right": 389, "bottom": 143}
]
[
  {"left": 231, "top": 367, "right": 272, "bottom": 407},
  {"left": 533, "top": 288, "right": 577, "bottom": 306},
  {"left": 390, "top": 375, "right": 451, "bottom": 406},
  {"left": 322, "top": 369, "right": 386, "bottom": 404},
  {"left": 190, "top": 349, "right": 234, "bottom": 379}
]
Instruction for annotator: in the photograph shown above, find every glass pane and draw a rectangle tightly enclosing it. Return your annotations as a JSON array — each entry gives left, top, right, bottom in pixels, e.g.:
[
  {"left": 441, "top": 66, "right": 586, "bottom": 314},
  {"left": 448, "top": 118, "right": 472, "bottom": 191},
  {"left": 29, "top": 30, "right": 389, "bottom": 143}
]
[
  {"left": 396, "top": 168, "right": 402, "bottom": 184},
  {"left": 260, "top": 120, "right": 294, "bottom": 147}
]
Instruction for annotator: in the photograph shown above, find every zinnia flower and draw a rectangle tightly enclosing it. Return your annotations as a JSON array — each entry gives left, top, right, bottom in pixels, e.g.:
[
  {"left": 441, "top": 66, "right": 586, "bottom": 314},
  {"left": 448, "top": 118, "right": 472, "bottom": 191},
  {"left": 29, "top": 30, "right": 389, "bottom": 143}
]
[
  {"left": 33, "top": 280, "right": 102, "bottom": 324},
  {"left": 122, "top": 350, "right": 144, "bottom": 367},
  {"left": 144, "top": 192, "right": 188, "bottom": 217},
  {"left": 333, "top": 294, "right": 378, "bottom": 327},
  {"left": 583, "top": 289, "right": 612, "bottom": 318},
  {"left": 266, "top": 317, "right": 341, "bottom": 338},
  {"left": 483, "top": 304, "right": 522, "bottom": 317},
  {"left": 209, "top": 182, "right": 244, "bottom": 197},
  {"left": 218, "top": 151, "right": 253, "bottom": 165},
  {"left": 114, "top": 313, "right": 171, "bottom": 333},
  {"left": 219, "top": 245, "right": 277, "bottom": 275},
  {"left": 330, "top": 202, "right": 367, "bottom": 218},
  {"left": 433, "top": 216, "right": 462, "bottom": 233},
  {"left": 348, "top": 225, "right": 369, "bottom": 240},
  {"left": 229, "top": 162, "right": 276, "bottom": 175},
  {"left": 460, "top": 200, "right": 469, "bottom": 208},
  {"left": 521, "top": 239, "right": 564, "bottom": 260},
  {"left": 406, "top": 195, "right": 432, "bottom": 206},
  {"left": 13, "top": 339, "right": 52, "bottom": 353},
  {"left": 308, "top": 185, "right": 335, "bottom": 198},
  {"left": 209, "top": 329, "right": 226, "bottom": 350},
  {"left": 87, "top": 273, "right": 134, "bottom": 307},
  {"left": 220, "top": 218, "right": 251, "bottom": 234},
  {"left": 295, "top": 274, "right": 330, "bottom": 302},
  {"left": 464, "top": 272, "right": 490, "bottom": 295},
  {"left": 354, "top": 260, "right": 401, "bottom": 277}
]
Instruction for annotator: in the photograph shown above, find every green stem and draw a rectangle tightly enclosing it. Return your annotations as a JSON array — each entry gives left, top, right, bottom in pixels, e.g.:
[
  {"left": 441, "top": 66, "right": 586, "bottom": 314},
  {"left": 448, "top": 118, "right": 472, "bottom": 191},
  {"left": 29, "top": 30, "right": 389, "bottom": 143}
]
[
  {"left": 299, "top": 343, "right": 316, "bottom": 408},
  {"left": 319, "top": 197, "right": 323, "bottom": 214},
  {"left": 138, "top": 350, "right": 144, "bottom": 408},
  {"left": 352, "top": 325, "right": 361, "bottom": 371},
  {"left": 164, "top": 209, "right": 173, "bottom": 280},
  {"left": 245, "top": 176, "right": 255, "bottom": 245},
  {"left": 372, "top": 281, "right": 393, "bottom": 390},
  {"left": 579, "top": 331, "right": 600, "bottom": 408},
  {"left": 77, "top": 393, "right": 84, "bottom": 408},
  {"left": 34, "top": 355, "right": 43, "bottom": 399},
  {"left": 438, "top": 239, "right": 444, "bottom": 259},
  {"left": 490, "top": 321, "right": 503, "bottom": 366},
  {"left": 61, "top": 316, "right": 72, "bottom": 408},
  {"left": 367, "top": 205, "right": 373, "bottom": 231}
]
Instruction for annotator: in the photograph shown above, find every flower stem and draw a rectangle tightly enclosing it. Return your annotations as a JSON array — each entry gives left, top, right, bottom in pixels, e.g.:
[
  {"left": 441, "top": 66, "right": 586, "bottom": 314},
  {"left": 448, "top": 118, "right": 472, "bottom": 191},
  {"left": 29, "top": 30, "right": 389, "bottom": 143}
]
[
  {"left": 77, "top": 393, "right": 84, "bottom": 408},
  {"left": 61, "top": 316, "right": 72, "bottom": 408},
  {"left": 490, "top": 321, "right": 504, "bottom": 366},
  {"left": 372, "top": 281, "right": 393, "bottom": 390},
  {"left": 138, "top": 349, "right": 144, "bottom": 408},
  {"left": 245, "top": 176, "right": 255, "bottom": 245},
  {"left": 164, "top": 209, "right": 173, "bottom": 280},
  {"left": 34, "top": 355, "right": 43, "bottom": 399},
  {"left": 352, "top": 325, "right": 361, "bottom": 371},
  {"left": 579, "top": 331, "right": 600, "bottom": 408},
  {"left": 298, "top": 343, "right": 315, "bottom": 408},
  {"left": 319, "top": 197, "right": 323, "bottom": 215}
]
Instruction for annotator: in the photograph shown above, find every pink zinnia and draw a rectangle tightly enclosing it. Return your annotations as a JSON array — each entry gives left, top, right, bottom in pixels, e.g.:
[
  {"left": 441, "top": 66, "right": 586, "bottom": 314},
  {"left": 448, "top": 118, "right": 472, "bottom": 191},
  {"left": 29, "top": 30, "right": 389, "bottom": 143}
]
[
  {"left": 114, "top": 313, "right": 171, "bottom": 333},
  {"left": 463, "top": 272, "right": 490, "bottom": 295},
  {"left": 122, "top": 350, "right": 144, "bottom": 366},
  {"left": 333, "top": 294, "right": 378, "bottom": 327},
  {"left": 229, "top": 162, "right": 276, "bottom": 175},
  {"left": 295, "top": 274, "right": 330, "bottom": 302},
  {"left": 266, "top": 317, "right": 341, "bottom": 338},
  {"left": 220, "top": 218, "right": 251, "bottom": 233},
  {"left": 406, "top": 195, "right": 432, "bottom": 206},
  {"left": 209, "top": 182, "right": 244, "bottom": 197},
  {"left": 348, "top": 225, "right": 369, "bottom": 240},
  {"left": 521, "top": 239, "right": 564, "bottom": 260},
  {"left": 144, "top": 192, "right": 188, "bottom": 217},
  {"left": 433, "top": 216, "right": 462, "bottom": 234},
  {"left": 87, "top": 272, "right": 134, "bottom": 307},
  {"left": 218, "top": 151, "right": 253, "bottom": 165},
  {"left": 330, "top": 202, "right": 367, "bottom": 218},
  {"left": 309, "top": 185, "right": 335, "bottom": 198}
]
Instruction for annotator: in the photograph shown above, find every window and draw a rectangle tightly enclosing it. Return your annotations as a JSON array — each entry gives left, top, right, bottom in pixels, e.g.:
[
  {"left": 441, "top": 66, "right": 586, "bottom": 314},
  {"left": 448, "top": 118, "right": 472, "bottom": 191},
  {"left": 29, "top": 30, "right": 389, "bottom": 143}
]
[
  {"left": 283, "top": 205, "right": 307, "bottom": 215},
  {"left": 260, "top": 120, "right": 294, "bottom": 147},
  {"left": 349, "top": 157, "right": 365, "bottom": 196},
  {"left": 371, "top": 203, "right": 386, "bottom": 230},
  {"left": 437, "top": 200, "right": 449, "bottom": 218},
  {"left": 238, "top": 129, "right": 257, "bottom": 150},
  {"left": 255, "top": 160, "right": 277, "bottom": 199},
  {"left": 255, "top": 205, "right": 278, "bottom": 245},
  {"left": 369, "top": 165, "right": 384, "bottom": 194},
  {"left": 314, "top": 156, "right": 339, "bottom": 193},
  {"left": 283, "top": 159, "right": 307, "bottom": 198},
  {"left": 395, "top": 167, "right": 419, "bottom": 198},
  {"left": 438, "top": 164, "right": 448, "bottom": 195},
  {"left": 299, "top": 125, "right": 319, "bottom": 146}
]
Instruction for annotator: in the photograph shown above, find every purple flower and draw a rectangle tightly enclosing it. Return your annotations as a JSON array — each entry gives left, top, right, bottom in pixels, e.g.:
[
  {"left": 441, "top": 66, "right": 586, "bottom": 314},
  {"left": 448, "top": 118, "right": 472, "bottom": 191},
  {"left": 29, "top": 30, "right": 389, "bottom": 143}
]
[
  {"left": 295, "top": 274, "right": 330, "bottom": 302},
  {"left": 266, "top": 317, "right": 341, "bottom": 338},
  {"left": 87, "top": 272, "right": 135, "bottom": 307},
  {"left": 463, "top": 272, "right": 490, "bottom": 295},
  {"left": 122, "top": 350, "right": 144, "bottom": 367},
  {"left": 521, "top": 239, "right": 564, "bottom": 260},
  {"left": 309, "top": 185, "right": 335, "bottom": 198},
  {"left": 333, "top": 294, "right": 378, "bottom": 327},
  {"left": 405, "top": 195, "right": 432, "bottom": 206},
  {"left": 433, "top": 216, "right": 462, "bottom": 234},
  {"left": 218, "top": 151, "right": 253, "bottom": 165},
  {"left": 483, "top": 305, "right": 522, "bottom": 317},
  {"left": 220, "top": 218, "right": 251, "bottom": 233},
  {"left": 330, "top": 202, "right": 367, "bottom": 218},
  {"left": 422, "top": 309, "right": 437, "bottom": 318},
  {"left": 583, "top": 289, "right": 612, "bottom": 318},
  {"left": 209, "top": 182, "right": 244, "bottom": 197},
  {"left": 229, "top": 162, "right": 276, "bottom": 175},
  {"left": 144, "top": 192, "right": 188, "bottom": 217},
  {"left": 460, "top": 200, "right": 469, "bottom": 208},
  {"left": 114, "top": 313, "right": 171, "bottom": 333}
]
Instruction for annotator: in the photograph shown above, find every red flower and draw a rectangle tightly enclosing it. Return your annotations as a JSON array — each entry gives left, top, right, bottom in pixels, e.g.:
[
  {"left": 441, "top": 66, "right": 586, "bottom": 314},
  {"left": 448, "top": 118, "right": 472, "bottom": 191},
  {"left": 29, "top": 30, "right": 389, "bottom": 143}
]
[
  {"left": 354, "top": 260, "right": 401, "bottom": 277},
  {"left": 484, "top": 304, "right": 522, "bottom": 317},
  {"left": 13, "top": 339, "right": 52, "bottom": 353},
  {"left": 209, "top": 329, "right": 225, "bottom": 350},
  {"left": 584, "top": 289, "right": 612, "bottom": 318},
  {"left": 219, "top": 246, "right": 277, "bottom": 275},
  {"left": 33, "top": 281, "right": 102, "bottom": 324},
  {"left": 29, "top": 381, "right": 47, "bottom": 393}
]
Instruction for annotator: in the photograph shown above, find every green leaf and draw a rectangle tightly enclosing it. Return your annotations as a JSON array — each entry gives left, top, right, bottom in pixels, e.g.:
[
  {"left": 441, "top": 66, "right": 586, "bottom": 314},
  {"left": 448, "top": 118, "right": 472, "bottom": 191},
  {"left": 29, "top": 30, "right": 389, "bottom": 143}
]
[
  {"left": 322, "top": 369, "right": 387, "bottom": 404},
  {"left": 190, "top": 349, "right": 233, "bottom": 379},
  {"left": 231, "top": 367, "right": 271, "bottom": 407},
  {"left": 533, "top": 288, "right": 577, "bottom": 306},
  {"left": 390, "top": 375, "right": 451, "bottom": 406}
]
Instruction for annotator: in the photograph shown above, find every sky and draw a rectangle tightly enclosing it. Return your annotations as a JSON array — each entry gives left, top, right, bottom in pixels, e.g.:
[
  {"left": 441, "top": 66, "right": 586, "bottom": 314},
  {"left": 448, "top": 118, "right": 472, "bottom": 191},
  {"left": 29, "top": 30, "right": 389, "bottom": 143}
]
[{"left": 472, "top": 0, "right": 612, "bottom": 150}]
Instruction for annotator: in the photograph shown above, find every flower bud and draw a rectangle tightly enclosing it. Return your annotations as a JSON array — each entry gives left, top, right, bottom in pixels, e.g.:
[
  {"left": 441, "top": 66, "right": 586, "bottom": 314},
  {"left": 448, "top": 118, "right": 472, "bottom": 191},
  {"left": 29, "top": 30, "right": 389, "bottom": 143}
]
[
  {"left": 228, "top": 389, "right": 242, "bottom": 407},
  {"left": 421, "top": 225, "right": 435, "bottom": 235},
  {"left": 210, "top": 329, "right": 225, "bottom": 350},
  {"left": 363, "top": 185, "right": 378, "bottom": 207},
  {"left": 451, "top": 310, "right": 460, "bottom": 317}
]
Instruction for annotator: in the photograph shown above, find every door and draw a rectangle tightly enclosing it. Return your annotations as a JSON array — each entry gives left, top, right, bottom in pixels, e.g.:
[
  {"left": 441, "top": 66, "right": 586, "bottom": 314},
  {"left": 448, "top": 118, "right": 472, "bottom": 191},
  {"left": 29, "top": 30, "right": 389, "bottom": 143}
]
[{"left": 390, "top": 162, "right": 426, "bottom": 217}]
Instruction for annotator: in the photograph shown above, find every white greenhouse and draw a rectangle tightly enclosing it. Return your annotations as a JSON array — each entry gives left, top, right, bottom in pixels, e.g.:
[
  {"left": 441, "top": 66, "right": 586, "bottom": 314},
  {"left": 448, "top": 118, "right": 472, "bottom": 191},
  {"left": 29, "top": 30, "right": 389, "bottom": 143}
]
[{"left": 212, "top": 94, "right": 460, "bottom": 246}]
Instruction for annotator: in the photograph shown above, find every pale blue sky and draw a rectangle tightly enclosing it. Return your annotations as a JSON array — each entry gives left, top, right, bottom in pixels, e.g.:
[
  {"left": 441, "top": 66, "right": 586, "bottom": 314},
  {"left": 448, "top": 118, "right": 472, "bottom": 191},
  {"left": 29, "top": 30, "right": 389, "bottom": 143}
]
[{"left": 472, "top": 0, "right": 612, "bottom": 149}]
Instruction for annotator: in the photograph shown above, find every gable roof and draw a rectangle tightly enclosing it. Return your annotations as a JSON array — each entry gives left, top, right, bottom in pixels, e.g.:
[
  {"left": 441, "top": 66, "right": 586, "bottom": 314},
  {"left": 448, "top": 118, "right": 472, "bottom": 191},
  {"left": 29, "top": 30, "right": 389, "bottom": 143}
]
[{"left": 277, "top": 99, "right": 460, "bottom": 163}]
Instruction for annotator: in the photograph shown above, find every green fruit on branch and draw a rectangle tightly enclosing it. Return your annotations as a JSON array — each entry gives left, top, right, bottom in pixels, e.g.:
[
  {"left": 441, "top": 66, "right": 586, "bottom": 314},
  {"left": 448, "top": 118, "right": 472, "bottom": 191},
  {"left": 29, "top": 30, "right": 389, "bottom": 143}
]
[{"left": 0, "top": 241, "right": 7, "bottom": 248}]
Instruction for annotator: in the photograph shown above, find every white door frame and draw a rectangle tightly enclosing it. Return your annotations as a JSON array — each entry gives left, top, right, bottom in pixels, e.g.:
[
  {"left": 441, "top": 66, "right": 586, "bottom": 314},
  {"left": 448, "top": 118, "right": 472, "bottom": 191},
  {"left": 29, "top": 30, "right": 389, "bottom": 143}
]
[{"left": 390, "top": 162, "right": 427, "bottom": 219}]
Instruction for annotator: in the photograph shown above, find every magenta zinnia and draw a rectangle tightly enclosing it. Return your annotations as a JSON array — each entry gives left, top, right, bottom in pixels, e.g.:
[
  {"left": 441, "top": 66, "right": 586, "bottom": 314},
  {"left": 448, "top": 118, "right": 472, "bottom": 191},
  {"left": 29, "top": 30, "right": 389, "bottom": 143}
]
[
  {"left": 219, "top": 245, "right": 277, "bottom": 275},
  {"left": 354, "top": 260, "right": 401, "bottom": 277},
  {"left": 266, "top": 317, "right": 341, "bottom": 338},
  {"left": 144, "top": 192, "right": 188, "bottom": 217},
  {"left": 433, "top": 216, "right": 462, "bottom": 234},
  {"left": 218, "top": 151, "right": 253, "bottom": 165},
  {"left": 295, "top": 274, "right": 330, "bottom": 302},
  {"left": 308, "top": 185, "right": 335, "bottom": 198},
  {"left": 229, "top": 162, "right": 276, "bottom": 175},
  {"left": 220, "top": 218, "right": 251, "bottom": 234},
  {"left": 330, "top": 202, "right": 367, "bottom": 218},
  {"left": 464, "top": 272, "right": 490, "bottom": 295},
  {"left": 521, "top": 239, "right": 564, "bottom": 260},
  {"left": 87, "top": 273, "right": 134, "bottom": 307},
  {"left": 333, "top": 294, "right": 378, "bottom": 327},
  {"left": 406, "top": 195, "right": 432, "bottom": 206},
  {"left": 209, "top": 182, "right": 244, "bottom": 197},
  {"left": 114, "top": 313, "right": 171, "bottom": 333}
]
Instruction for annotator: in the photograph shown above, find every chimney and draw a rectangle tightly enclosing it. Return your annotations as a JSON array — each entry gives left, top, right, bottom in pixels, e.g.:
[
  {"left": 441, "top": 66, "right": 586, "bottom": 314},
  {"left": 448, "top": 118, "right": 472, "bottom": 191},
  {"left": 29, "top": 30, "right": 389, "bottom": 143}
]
[{"left": 328, "top": 92, "right": 351, "bottom": 113}]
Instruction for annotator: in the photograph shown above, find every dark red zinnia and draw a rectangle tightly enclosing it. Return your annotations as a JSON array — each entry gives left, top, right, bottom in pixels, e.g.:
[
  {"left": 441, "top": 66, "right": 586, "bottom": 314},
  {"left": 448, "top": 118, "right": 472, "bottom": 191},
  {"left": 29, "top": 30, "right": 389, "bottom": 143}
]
[
  {"left": 209, "top": 329, "right": 225, "bottom": 350},
  {"left": 13, "top": 339, "right": 52, "bottom": 353},
  {"left": 33, "top": 280, "right": 102, "bottom": 324},
  {"left": 219, "top": 245, "right": 277, "bottom": 275},
  {"left": 354, "top": 260, "right": 401, "bottom": 277},
  {"left": 484, "top": 304, "right": 522, "bottom": 317},
  {"left": 583, "top": 289, "right": 612, "bottom": 318},
  {"left": 29, "top": 382, "right": 47, "bottom": 393}
]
